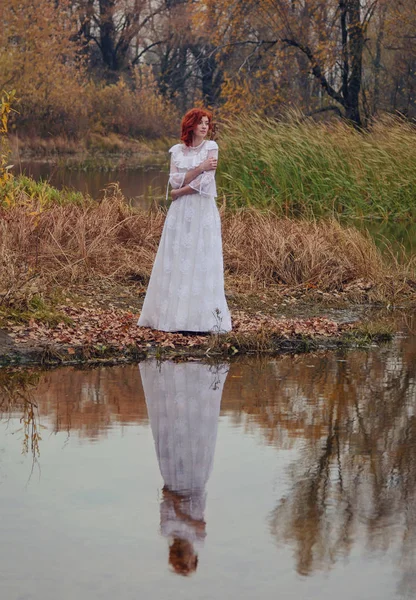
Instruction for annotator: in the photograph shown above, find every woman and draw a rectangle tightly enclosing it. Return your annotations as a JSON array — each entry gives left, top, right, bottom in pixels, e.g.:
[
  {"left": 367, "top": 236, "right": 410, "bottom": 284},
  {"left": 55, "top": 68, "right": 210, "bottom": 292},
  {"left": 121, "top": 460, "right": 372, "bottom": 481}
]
[{"left": 138, "top": 108, "right": 232, "bottom": 333}]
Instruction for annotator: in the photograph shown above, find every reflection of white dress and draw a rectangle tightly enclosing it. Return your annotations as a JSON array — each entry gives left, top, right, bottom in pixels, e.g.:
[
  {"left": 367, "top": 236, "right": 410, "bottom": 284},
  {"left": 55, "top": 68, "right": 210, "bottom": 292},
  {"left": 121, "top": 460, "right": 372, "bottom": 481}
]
[
  {"left": 138, "top": 140, "right": 232, "bottom": 333},
  {"left": 140, "top": 360, "right": 228, "bottom": 546}
]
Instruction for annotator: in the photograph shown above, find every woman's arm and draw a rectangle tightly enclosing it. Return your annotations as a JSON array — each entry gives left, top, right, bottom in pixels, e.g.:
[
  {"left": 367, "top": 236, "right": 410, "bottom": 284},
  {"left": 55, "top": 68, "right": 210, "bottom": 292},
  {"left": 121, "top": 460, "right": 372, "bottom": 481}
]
[
  {"left": 186, "top": 147, "right": 218, "bottom": 197},
  {"left": 171, "top": 151, "right": 218, "bottom": 200},
  {"left": 169, "top": 144, "right": 218, "bottom": 200},
  {"left": 171, "top": 184, "right": 196, "bottom": 200},
  {"left": 182, "top": 155, "right": 217, "bottom": 186},
  {"left": 168, "top": 154, "right": 216, "bottom": 193}
]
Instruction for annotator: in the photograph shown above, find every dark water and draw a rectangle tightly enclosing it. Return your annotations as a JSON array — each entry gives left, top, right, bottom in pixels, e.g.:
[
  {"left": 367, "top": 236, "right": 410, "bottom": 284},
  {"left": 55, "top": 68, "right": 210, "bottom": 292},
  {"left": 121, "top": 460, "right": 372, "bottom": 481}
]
[
  {"left": 16, "top": 161, "right": 168, "bottom": 209},
  {"left": 1, "top": 321, "right": 416, "bottom": 599}
]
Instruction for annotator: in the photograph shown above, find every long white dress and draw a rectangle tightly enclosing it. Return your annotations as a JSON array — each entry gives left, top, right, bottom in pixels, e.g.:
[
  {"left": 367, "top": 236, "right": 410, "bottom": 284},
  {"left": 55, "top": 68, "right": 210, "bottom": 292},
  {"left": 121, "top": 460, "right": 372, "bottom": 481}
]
[
  {"left": 140, "top": 360, "right": 229, "bottom": 548},
  {"left": 138, "top": 139, "right": 232, "bottom": 333}
]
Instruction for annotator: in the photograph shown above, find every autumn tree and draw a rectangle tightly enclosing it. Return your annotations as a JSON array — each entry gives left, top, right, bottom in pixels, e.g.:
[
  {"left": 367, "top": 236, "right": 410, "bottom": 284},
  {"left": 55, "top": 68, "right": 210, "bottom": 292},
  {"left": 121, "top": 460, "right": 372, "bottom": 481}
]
[
  {"left": 145, "top": 0, "right": 224, "bottom": 111},
  {"left": 72, "top": 0, "right": 169, "bottom": 73},
  {"left": 1, "top": 0, "right": 415, "bottom": 138},
  {"left": 377, "top": 0, "right": 416, "bottom": 116},
  {"left": 197, "top": 0, "right": 387, "bottom": 126},
  {"left": 277, "top": 0, "right": 371, "bottom": 126},
  {"left": 0, "top": 0, "right": 87, "bottom": 135},
  {"left": 67, "top": 0, "right": 415, "bottom": 120}
]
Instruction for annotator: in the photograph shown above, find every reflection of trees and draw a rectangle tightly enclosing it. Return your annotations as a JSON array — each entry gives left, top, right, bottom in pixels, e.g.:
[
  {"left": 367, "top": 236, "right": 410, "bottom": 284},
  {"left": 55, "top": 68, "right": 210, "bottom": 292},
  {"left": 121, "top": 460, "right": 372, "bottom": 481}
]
[
  {"left": 222, "top": 335, "right": 416, "bottom": 595},
  {"left": 32, "top": 366, "right": 149, "bottom": 440},
  {"left": 0, "top": 366, "right": 150, "bottom": 455},
  {"left": 1, "top": 335, "right": 416, "bottom": 593},
  {"left": 0, "top": 369, "right": 42, "bottom": 459}
]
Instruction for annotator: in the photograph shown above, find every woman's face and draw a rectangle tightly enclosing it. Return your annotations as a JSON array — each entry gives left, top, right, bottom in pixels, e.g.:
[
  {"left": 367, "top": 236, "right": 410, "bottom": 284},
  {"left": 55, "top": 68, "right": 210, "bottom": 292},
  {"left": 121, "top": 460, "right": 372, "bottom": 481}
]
[{"left": 194, "top": 116, "right": 210, "bottom": 139}]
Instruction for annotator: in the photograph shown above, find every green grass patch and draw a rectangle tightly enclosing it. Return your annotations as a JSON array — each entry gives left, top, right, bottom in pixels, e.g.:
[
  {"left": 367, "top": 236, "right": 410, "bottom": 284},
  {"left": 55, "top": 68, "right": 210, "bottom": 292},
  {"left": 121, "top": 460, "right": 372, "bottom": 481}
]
[
  {"left": 218, "top": 115, "right": 416, "bottom": 220},
  {"left": 0, "top": 174, "right": 85, "bottom": 207},
  {"left": 341, "top": 321, "right": 394, "bottom": 346},
  {"left": 0, "top": 294, "right": 73, "bottom": 328}
]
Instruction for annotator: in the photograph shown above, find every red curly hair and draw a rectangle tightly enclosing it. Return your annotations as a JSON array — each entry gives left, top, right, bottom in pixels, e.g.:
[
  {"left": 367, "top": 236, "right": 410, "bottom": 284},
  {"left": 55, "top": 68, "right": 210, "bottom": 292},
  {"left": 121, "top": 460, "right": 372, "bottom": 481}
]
[{"left": 180, "top": 108, "right": 213, "bottom": 147}]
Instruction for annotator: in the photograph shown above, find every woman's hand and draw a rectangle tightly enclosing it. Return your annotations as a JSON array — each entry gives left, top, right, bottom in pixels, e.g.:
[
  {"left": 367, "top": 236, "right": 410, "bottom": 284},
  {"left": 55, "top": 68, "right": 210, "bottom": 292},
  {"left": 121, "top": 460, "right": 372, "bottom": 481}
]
[
  {"left": 171, "top": 188, "right": 181, "bottom": 201},
  {"left": 200, "top": 156, "right": 217, "bottom": 171}
]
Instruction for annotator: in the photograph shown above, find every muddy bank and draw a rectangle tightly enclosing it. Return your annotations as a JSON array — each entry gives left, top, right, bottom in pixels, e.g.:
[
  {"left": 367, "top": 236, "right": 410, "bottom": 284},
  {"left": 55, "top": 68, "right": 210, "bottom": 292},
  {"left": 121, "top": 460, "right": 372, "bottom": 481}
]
[
  {"left": 0, "top": 309, "right": 392, "bottom": 367},
  {"left": 0, "top": 336, "right": 393, "bottom": 367},
  {"left": 0, "top": 276, "right": 398, "bottom": 368}
]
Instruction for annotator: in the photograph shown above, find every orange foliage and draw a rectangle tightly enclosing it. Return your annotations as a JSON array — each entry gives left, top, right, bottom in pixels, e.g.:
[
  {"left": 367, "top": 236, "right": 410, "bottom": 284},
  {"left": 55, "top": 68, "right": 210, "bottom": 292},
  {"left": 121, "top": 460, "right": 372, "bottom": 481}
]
[
  {"left": 0, "top": 0, "right": 87, "bottom": 136},
  {"left": 0, "top": 0, "right": 178, "bottom": 139},
  {"left": 194, "top": 0, "right": 416, "bottom": 121}
]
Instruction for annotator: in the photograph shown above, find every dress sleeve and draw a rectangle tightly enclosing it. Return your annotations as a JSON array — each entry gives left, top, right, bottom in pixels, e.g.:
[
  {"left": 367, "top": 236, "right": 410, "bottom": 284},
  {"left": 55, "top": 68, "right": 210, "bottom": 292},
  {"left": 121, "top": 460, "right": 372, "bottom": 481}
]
[
  {"left": 168, "top": 151, "right": 185, "bottom": 190},
  {"left": 188, "top": 146, "right": 218, "bottom": 197}
]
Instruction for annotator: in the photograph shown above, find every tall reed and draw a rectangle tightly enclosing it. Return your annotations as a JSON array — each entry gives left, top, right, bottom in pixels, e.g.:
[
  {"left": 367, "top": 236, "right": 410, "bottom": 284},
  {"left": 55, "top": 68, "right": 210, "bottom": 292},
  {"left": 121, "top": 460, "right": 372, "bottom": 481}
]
[{"left": 218, "top": 114, "right": 416, "bottom": 219}]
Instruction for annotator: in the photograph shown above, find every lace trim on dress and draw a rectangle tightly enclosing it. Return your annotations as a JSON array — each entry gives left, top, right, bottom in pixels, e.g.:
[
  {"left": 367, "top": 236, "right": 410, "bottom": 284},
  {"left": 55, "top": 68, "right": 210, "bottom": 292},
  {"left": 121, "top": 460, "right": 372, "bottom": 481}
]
[{"left": 169, "top": 140, "right": 218, "bottom": 169}]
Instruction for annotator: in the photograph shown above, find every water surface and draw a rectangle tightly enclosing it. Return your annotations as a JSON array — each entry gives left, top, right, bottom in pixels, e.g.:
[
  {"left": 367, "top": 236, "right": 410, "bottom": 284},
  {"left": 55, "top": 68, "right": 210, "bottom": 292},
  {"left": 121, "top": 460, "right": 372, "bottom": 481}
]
[
  {"left": 16, "top": 161, "right": 167, "bottom": 209},
  {"left": 1, "top": 325, "right": 415, "bottom": 600}
]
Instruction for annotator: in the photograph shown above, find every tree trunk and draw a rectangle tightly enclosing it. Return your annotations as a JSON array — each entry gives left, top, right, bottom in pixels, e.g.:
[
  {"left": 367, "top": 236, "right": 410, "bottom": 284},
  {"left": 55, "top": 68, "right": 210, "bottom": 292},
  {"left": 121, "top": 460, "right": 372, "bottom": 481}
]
[
  {"left": 200, "top": 54, "right": 218, "bottom": 107},
  {"left": 282, "top": 0, "right": 366, "bottom": 128},
  {"left": 99, "top": 0, "right": 117, "bottom": 70},
  {"left": 373, "top": 4, "right": 387, "bottom": 115},
  {"left": 345, "top": 0, "right": 363, "bottom": 127},
  {"left": 339, "top": 0, "right": 349, "bottom": 102},
  {"left": 190, "top": 45, "right": 223, "bottom": 108}
]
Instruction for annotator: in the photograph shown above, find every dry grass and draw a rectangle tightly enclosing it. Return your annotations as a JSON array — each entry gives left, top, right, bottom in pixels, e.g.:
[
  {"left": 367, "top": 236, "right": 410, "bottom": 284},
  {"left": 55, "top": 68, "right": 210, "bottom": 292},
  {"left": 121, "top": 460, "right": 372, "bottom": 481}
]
[
  {"left": 221, "top": 209, "right": 413, "bottom": 299},
  {"left": 0, "top": 189, "right": 414, "bottom": 310},
  {"left": 0, "top": 188, "right": 162, "bottom": 303}
]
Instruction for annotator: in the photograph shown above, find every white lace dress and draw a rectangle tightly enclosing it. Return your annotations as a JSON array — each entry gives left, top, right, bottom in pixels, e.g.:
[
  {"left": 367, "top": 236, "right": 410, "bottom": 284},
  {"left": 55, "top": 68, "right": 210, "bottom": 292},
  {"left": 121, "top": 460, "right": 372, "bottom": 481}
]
[
  {"left": 138, "top": 139, "right": 232, "bottom": 332},
  {"left": 140, "top": 360, "right": 229, "bottom": 547}
]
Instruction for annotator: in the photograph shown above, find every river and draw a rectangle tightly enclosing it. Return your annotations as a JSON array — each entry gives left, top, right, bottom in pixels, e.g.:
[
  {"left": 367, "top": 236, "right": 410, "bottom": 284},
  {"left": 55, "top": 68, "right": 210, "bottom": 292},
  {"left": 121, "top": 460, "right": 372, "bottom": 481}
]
[
  {"left": 1, "top": 315, "right": 415, "bottom": 600},
  {"left": 17, "top": 160, "right": 168, "bottom": 209}
]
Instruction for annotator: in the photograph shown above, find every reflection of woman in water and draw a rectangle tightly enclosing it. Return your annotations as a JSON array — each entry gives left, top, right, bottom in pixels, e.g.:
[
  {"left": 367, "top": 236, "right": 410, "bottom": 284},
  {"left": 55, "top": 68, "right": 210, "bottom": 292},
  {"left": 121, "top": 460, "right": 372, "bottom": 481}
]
[{"left": 139, "top": 360, "right": 228, "bottom": 576}]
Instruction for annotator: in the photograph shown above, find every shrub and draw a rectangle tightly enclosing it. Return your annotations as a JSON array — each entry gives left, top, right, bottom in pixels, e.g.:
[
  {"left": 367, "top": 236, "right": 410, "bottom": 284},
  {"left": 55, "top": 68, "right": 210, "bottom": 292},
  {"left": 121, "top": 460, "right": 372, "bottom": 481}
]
[{"left": 88, "top": 68, "right": 178, "bottom": 139}]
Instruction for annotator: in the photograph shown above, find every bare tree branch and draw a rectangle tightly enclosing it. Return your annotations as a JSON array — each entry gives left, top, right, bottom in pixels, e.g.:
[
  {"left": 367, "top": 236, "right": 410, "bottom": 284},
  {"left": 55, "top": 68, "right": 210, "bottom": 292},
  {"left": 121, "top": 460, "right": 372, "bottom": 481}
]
[{"left": 282, "top": 38, "right": 346, "bottom": 107}]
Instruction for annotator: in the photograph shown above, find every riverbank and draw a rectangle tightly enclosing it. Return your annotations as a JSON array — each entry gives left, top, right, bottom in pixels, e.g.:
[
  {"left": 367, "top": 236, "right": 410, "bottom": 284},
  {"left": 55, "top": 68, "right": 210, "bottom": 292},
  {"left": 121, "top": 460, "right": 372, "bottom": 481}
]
[
  {"left": 0, "top": 190, "right": 413, "bottom": 365},
  {"left": 9, "top": 133, "right": 171, "bottom": 170},
  {"left": 0, "top": 281, "right": 394, "bottom": 366}
]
